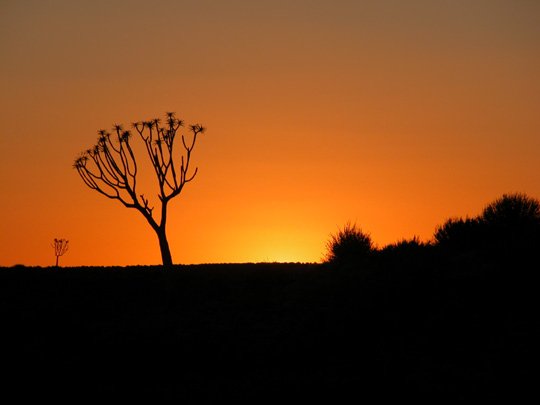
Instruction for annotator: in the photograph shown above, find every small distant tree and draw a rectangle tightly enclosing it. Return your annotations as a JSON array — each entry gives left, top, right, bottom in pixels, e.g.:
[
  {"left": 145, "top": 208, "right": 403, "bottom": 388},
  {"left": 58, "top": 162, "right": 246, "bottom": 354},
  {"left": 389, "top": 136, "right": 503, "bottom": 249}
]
[
  {"left": 74, "top": 112, "right": 205, "bottom": 266},
  {"left": 52, "top": 238, "right": 69, "bottom": 267}
]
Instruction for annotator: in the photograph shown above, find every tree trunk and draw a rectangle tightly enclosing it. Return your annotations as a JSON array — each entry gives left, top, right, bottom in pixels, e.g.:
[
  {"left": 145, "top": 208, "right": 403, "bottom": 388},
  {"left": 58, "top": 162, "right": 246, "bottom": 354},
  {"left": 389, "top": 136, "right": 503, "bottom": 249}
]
[{"left": 157, "top": 228, "right": 173, "bottom": 266}]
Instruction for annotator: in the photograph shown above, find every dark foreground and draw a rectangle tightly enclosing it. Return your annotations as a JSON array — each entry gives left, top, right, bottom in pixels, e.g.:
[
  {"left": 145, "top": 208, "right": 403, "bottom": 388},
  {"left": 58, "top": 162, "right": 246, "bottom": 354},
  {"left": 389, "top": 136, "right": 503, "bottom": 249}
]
[{"left": 1, "top": 257, "right": 537, "bottom": 401}]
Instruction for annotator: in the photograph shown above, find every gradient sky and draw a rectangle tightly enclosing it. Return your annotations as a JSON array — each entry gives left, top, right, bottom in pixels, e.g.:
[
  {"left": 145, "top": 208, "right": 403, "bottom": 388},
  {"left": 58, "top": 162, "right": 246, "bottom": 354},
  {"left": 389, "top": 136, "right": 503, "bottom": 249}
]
[{"left": 1, "top": 0, "right": 539, "bottom": 266}]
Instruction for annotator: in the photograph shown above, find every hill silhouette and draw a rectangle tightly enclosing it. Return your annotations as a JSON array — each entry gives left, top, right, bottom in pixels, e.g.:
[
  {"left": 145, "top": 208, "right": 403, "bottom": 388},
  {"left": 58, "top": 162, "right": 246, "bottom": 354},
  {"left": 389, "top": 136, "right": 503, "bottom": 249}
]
[
  {"left": 1, "top": 194, "right": 539, "bottom": 401},
  {"left": 1, "top": 259, "right": 537, "bottom": 401}
]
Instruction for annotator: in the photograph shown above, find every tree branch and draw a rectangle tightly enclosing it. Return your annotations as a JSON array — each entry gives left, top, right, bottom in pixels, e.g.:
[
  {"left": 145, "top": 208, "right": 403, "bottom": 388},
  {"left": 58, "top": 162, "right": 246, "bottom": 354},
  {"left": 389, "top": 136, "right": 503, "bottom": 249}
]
[{"left": 74, "top": 112, "right": 205, "bottom": 264}]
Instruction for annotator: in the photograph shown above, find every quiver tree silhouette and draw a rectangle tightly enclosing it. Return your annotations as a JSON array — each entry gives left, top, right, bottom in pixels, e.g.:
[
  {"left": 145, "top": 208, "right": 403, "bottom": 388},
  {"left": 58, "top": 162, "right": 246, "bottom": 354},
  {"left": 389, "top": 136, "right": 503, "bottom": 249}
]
[
  {"left": 52, "top": 238, "right": 69, "bottom": 267},
  {"left": 74, "top": 112, "right": 205, "bottom": 266}
]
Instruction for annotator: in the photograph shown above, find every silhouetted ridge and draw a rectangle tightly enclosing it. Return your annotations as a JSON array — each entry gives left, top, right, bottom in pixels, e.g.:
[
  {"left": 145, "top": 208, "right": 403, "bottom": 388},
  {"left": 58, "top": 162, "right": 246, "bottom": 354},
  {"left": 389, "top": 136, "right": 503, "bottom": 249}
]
[{"left": 2, "top": 193, "right": 539, "bottom": 400}]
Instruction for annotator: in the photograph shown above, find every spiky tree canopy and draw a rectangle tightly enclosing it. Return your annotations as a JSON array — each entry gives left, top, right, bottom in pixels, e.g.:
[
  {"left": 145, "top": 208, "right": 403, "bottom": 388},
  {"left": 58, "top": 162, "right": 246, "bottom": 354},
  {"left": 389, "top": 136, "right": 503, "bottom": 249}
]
[{"left": 74, "top": 112, "right": 205, "bottom": 266}]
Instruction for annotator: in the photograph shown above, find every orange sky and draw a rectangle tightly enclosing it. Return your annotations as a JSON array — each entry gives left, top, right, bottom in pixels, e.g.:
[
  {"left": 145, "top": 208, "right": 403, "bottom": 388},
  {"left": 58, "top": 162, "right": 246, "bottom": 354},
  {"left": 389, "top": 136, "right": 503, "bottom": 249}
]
[{"left": 1, "top": 0, "right": 539, "bottom": 266}]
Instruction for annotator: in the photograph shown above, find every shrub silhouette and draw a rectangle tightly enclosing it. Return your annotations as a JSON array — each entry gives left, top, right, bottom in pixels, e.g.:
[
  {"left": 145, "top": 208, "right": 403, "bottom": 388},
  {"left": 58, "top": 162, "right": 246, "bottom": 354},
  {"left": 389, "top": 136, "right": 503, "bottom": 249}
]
[
  {"left": 481, "top": 193, "right": 540, "bottom": 227},
  {"left": 378, "top": 237, "right": 432, "bottom": 270},
  {"left": 480, "top": 193, "right": 540, "bottom": 252},
  {"left": 433, "top": 217, "right": 483, "bottom": 251},
  {"left": 433, "top": 193, "right": 540, "bottom": 256},
  {"left": 325, "top": 222, "right": 373, "bottom": 265},
  {"left": 381, "top": 236, "right": 427, "bottom": 256},
  {"left": 383, "top": 236, "right": 423, "bottom": 250}
]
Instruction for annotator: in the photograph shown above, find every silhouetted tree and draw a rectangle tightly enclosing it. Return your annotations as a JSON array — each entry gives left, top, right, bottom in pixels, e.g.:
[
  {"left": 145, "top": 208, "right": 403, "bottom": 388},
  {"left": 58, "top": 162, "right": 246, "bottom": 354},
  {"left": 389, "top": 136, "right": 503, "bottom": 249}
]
[
  {"left": 52, "top": 238, "right": 69, "bottom": 267},
  {"left": 325, "top": 222, "right": 373, "bottom": 266},
  {"left": 74, "top": 112, "right": 205, "bottom": 266}
]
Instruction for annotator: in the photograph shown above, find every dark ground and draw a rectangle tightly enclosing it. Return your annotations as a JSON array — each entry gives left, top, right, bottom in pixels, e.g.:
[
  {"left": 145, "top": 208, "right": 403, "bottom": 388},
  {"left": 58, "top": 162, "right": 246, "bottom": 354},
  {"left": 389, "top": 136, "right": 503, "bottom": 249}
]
[{"left": 1, "top": 256, "right": 537, "bottom": 402}]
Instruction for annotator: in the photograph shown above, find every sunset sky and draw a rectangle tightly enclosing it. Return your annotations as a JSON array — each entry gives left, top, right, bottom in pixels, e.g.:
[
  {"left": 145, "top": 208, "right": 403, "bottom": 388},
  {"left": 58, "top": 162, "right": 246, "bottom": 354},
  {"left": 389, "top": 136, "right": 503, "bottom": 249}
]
[{"left": 1, "top": 0, "right": 539, "bottom": 266}]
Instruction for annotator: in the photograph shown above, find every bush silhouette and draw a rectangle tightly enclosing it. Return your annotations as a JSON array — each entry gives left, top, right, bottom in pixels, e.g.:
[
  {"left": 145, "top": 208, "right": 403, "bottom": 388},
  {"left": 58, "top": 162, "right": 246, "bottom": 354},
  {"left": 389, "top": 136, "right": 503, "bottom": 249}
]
[
  {"left": 381, "top": 236, "right": 428, "bottom": 256},
  {"left": 383, "top": 236, "right": 424, "bottom": 250},
  {"left": 433, "top": 193, "right": 540, "bottom": 257},
  {"left": 325, "top": 222, "right": 373, "bottom": 265},
  {"left": 481, "top": 193, "right": 540, "bottom": 227},
  {"left": 480, "top": 193, "right": 540, "bottom": 252},
  {"left": 433, "top": 217, "right": 483, "bottom": 251}
]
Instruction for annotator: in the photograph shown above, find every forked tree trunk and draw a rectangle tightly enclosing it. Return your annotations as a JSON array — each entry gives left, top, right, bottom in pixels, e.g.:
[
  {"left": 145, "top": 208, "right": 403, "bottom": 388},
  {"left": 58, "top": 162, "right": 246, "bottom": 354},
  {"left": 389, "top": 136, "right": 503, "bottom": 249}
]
[
  {"left": 75, "top": 113, "right": 204, "bottom": 269},
  {"left": 157, "top": 228, "right": 173, "bottom": 266}
]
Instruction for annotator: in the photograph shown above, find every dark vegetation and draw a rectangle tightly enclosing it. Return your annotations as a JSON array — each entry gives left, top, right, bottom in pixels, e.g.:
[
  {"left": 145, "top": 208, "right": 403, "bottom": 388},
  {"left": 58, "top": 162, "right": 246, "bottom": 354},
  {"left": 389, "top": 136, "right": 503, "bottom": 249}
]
[
  {"left": 51, "top": 238, "right": 69, "bottom": 267},
  {"left": 1, "top": 193, "right": 539, "bottom": 401}
]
